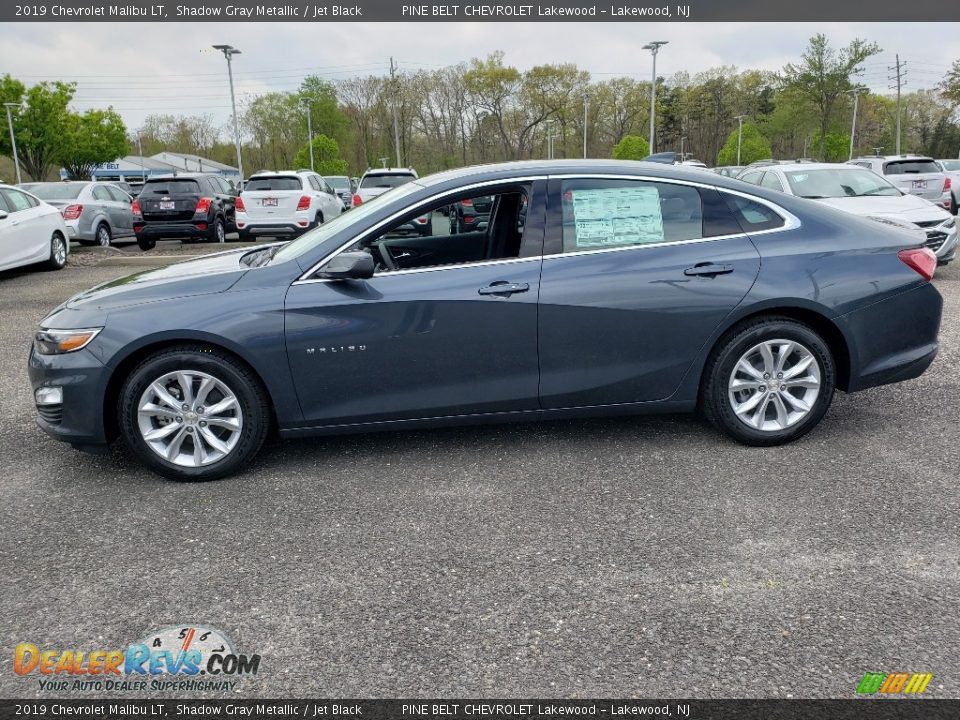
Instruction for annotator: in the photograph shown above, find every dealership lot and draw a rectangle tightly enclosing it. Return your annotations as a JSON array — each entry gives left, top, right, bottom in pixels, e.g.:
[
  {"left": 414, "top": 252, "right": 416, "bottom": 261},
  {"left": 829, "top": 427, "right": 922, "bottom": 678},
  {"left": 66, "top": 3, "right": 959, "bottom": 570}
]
[{"left": 0, "top": 257, "right": 958, "bottom": 697}]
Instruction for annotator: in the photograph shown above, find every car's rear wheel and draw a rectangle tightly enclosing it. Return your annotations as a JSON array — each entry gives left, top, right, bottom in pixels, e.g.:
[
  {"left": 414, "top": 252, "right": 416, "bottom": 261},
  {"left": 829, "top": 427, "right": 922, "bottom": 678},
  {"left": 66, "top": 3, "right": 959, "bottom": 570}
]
[
  {"left": 137, "top": 237, "right": 156, "bottom": 251},
  {"left": 209, "top": 217, "right": 226, "bottom": 243},
  {"left": 44, "top": 232, "right": 67, "bottom": 271},
  {"left": 701, "top": 317, "right": 835, "bottom": 446},
  {"left": 118, "top": 346, "right": 271, "bottom": 481},
  {"left": 96, "top": 222, "right": 112, "bottom": 247}
]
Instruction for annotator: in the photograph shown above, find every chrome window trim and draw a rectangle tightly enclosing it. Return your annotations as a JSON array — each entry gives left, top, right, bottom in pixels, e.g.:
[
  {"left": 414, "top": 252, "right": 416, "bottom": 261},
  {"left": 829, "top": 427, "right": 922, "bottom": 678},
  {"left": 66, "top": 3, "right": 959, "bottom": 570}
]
[{"left": 292, "top": 172, "right": 800, "bottom": 284}]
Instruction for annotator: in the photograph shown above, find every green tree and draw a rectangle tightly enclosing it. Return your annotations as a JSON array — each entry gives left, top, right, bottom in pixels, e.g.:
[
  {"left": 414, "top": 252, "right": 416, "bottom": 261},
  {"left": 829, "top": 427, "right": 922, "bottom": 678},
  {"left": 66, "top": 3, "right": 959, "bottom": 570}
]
[
  {"left": 716, "top": 123, "right": 772, "bottom": 165},
  {"left": 0, "top": 77, "right": 74, "bottom": 181},
  {"left": 293, "top": 134, "right": 348, "bottom": 176},
  {"left": 780, "top": 34, "right": 881, "bottom": 159},
  {"left": 58, "top": 109, "right": 128, "bottom": 180},
  {"left": 810, "top": 130, "right": 850, "bottom": 162},
  {"left": 610, "top": 134, "right": 650, "bottom": 160},
  {"left": 940, "top": 59, "right": 960, "bottom": 107},
  {"left": 0, "top": 75, "right": 27, "bottom": 164}
]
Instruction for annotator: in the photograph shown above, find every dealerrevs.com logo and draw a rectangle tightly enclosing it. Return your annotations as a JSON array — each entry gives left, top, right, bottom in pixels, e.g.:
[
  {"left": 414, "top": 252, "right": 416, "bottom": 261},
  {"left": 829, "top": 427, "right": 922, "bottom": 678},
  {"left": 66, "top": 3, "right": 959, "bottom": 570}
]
[
  {"left": 856, "top": 671, "right": 934, "bottom": 695},
  {"left": 14, "top": 625, "right": 260, "bottom": 692}
]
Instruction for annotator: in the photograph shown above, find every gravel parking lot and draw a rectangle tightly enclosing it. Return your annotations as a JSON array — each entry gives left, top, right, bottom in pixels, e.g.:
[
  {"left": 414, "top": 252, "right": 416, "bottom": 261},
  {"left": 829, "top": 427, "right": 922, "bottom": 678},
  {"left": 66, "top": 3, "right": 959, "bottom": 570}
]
[{"left": 0, "top": 253, "right": 958, "bottom": 699}]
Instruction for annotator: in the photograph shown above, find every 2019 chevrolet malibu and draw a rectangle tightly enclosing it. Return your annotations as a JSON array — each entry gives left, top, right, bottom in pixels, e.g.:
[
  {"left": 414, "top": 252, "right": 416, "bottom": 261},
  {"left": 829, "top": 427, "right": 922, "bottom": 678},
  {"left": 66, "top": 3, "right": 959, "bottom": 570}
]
[{"left": 29, "top": 160, "right": 943, "bottom": 481}]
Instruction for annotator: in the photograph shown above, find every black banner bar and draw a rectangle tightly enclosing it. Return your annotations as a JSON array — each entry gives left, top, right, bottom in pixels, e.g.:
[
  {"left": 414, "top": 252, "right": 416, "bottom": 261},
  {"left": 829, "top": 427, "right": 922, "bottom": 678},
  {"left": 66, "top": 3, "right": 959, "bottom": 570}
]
[
  {"left": 2, "top": 0, "right": 959, "bottom": 23},
  {"left": 2, "top": 700, "right": 960, "bottom": 720}
]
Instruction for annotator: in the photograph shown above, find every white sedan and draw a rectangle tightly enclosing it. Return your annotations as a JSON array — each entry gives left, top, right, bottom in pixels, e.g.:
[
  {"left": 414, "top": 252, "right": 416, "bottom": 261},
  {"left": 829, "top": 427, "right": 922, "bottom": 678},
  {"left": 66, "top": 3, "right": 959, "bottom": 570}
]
[
  {"left": 737, "top": 163, "right": 957, "bottom": 265},
  {"left": 0, "top": 184, "right": 70, "bottom": 272}
]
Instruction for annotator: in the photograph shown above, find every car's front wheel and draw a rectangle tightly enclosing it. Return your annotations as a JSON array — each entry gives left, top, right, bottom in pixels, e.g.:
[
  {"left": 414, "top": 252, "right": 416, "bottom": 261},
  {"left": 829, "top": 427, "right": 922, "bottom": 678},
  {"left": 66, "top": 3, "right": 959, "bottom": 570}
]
[
  {"left": 118, "top": 346, "right": 271, "bottom": 481},
  {"left": 701, "top": 317, "right": 835, "bottom": 446}
]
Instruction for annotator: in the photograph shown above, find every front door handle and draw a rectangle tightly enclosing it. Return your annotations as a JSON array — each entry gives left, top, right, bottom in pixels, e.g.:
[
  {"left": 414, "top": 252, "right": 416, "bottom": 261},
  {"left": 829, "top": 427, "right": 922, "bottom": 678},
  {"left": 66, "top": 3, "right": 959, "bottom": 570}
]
[
  {"left": 478, "top": 281, "right": 530, "bottom": 296},
  {"left": 684, "top": 263, "right": 734, "bottom": 277}
]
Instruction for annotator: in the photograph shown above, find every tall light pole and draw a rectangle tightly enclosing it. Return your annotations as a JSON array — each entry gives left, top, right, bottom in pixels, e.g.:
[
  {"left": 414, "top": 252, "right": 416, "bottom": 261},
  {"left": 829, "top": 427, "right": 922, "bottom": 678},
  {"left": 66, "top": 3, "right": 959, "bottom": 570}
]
[
  {"left": 582, "top": 93, "right": 589, "bottom": 158},
  {"left": 846, "top": 86, "right": 865, "bottom": 161},
  {"left": 3, "top": 102, "right": 23, "bottom": 185},
  {"left": 734, "top": 114, "right": 747, "bottom": 166},
  {"left": 642, "top": 41, "right": 668, "bottom": 154},
  {"left": 212, "top": 44, "right": 244, "bottom": 188},
  {"left": 299, "top": 97, "right": 315, "bottom": 172}
]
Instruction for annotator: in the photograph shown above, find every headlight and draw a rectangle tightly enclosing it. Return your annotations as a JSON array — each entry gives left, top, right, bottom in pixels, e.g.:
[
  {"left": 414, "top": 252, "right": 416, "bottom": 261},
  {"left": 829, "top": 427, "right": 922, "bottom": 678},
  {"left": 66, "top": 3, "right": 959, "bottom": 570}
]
[{"left": 34, "top": 328, "right": 102, "bottom": 355}]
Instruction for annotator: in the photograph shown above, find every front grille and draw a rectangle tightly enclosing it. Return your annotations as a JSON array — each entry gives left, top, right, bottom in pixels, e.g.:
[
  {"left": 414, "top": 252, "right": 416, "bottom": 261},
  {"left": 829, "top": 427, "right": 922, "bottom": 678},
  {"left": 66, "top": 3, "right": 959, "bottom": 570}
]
[
  {"left": 37, "top": 404, "right": 63, "bottom": 425},
  {"left": 923, "top": 231, "right": 947, "bottom": 252}
]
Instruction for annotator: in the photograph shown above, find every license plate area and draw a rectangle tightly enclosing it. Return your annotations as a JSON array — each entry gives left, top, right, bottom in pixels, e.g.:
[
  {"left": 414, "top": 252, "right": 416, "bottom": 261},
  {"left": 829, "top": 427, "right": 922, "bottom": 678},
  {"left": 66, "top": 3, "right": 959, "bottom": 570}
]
[
  {"left": 261, "top": 198, "right": 278, "bottom": 207},
  {"left": 912, "top": 179, "right": 928, "bottom": 192},
  {"left": 159, "top": 200, "right": 175, "bottom": 210}
]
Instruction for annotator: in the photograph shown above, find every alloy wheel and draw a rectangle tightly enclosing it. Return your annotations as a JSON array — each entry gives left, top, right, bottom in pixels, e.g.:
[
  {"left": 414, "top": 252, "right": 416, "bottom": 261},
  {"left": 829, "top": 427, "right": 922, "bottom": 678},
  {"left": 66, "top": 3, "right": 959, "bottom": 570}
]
[
  {"left": 53, "top": 237, "right": 66, "bottom": 266},
  {"left": 97, "top": 225, "right": 111, "bottom": 246},
  {"left": 137, "top": 370, "right": 244, "bottom": 467},
  {"left": 727, "top": 339, "right": 821, "bottom": 432}
]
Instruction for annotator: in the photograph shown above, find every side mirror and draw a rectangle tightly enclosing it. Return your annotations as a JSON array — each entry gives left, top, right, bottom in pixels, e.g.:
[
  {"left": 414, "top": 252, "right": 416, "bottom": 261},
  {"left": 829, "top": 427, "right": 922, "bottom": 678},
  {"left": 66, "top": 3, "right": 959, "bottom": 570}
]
[
  {"left": 320, "top": 251, "right": 374, "bottom": 280},
  {"left": 0, "top": 210, "right": 7, "bottom": 220}
]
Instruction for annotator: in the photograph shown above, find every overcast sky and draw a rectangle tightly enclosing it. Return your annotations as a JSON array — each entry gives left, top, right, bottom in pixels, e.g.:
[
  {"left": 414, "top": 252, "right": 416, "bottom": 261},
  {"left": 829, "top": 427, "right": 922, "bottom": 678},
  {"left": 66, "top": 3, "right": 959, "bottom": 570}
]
[{"left": 1, "top": 22, "right": 957, "bottom": 133}]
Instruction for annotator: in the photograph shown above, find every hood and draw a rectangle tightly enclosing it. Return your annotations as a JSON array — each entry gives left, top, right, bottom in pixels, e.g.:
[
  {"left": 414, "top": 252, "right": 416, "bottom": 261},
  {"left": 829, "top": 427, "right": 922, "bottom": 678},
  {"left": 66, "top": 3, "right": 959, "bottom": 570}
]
[
  {"left": 66, "top": 247, "right": 253, "bottom": 312},
  {"left": 814, "top": 194, "right": 950, "bottom": 223}
]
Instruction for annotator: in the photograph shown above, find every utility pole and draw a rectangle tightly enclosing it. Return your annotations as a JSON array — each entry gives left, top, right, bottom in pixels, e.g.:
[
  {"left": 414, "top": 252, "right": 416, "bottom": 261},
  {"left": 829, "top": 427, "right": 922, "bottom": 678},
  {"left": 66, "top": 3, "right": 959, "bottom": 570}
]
[
  {"left": 136, "top": 132, "right": 145, "bottom": 184},
  {"left": 212, "top": 45, "right": 244, "bottom": 189},
  {"left": 889, "top": 54, "right": 907, "bottom": 155},
  {"left": 389, "top": 57, "right": 402, "bottom": 167},
  {"left": 734, "top": 115, "right": 747, "bottom": 166},
  {"left": 300, "top": 98, "right": 315, "bottom": 172},
  {"left": 642, "top": 41, "right": 668, "bottom": 154},
  {"left": 3, "top": 102, "right": 23, "bottom": 185},
  {"left": 846, "top": 86, "right": 865, "bottom": 161},
  {"left": 583, "top": 93, "right": 589, "bottom": 158}
]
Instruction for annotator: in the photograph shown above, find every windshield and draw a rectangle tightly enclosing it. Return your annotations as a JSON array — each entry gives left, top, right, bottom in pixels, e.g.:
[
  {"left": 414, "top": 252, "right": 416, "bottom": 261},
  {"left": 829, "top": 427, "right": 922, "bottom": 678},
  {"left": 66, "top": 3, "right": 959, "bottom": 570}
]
[
  {"left": 29, "top": 183, "right": 85, "bottom": 200},
  {"left": 245, "top": 176, "right": 302, "bottom": 192},
  {"left": 941, "top": 160, "right": 960, "bottom": 171},
  {"left": 360, "top": 173, "right": 415, "bottom": 189},
  {"left": 327, "top": 176, "right": 350, "bottom": 190},
  {"left": 784, "top": 169, "right": 901, "bottom": 198},
  {"left": 271, "top": 181, "right": 421, "bottom": 264},
  {"left": 142, "top": 180, "right": 200, "bottom": 195}
]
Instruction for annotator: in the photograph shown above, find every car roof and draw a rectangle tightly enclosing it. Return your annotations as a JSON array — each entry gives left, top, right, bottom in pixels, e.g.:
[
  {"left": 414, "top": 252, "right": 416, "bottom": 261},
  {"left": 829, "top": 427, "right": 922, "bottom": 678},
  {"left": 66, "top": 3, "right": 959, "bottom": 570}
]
[
  {"left": 768, "top": 163, "right": 871, "bottom": 172},
  {"left": 854, "top": 155, "right": 935, "bottom": 162},
  {"left": 145, "top": 173, "right": 216, "bottom": 180},
  {"left": 363, "top": 168, "right": 417, "bottom": 175}
]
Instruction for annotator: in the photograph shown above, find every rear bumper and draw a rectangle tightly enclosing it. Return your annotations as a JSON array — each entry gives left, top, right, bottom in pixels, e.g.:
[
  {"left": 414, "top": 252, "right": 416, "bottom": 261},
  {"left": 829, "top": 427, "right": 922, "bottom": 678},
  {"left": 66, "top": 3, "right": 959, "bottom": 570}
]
[
  {"left": 135, "top": 221, "right": 209, "bottom": 239},
  {"left": 840, "top": 281, "right": 943, "bottom": 392},
  {"left": 237, "top": 220, "right": 313, "bottom": 235}
]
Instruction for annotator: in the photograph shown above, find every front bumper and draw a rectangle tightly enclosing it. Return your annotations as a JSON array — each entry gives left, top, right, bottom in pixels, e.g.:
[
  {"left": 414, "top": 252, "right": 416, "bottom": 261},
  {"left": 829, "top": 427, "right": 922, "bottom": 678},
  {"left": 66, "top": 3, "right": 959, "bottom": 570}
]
[{"left": 27, "top": 344, "right": 110, "bottom": 449}]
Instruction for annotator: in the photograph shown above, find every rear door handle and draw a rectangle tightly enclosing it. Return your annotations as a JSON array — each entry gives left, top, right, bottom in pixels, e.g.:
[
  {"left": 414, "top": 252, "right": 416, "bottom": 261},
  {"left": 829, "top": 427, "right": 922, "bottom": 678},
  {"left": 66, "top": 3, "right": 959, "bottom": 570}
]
[
  {"left": 478, "top": 281, "right": 530, "bottom": 296},
  {"left": 684, "top": 263, "right": 734, "bottom": 277}
]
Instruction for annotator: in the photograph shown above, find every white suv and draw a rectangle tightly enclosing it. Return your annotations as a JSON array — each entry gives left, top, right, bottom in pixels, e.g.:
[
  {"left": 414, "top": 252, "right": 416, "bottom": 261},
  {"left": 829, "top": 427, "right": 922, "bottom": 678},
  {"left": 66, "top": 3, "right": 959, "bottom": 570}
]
[
  {"left": 848, "top": 155, "right": 951, "bottom": 211},
  {"left": 353, "top": 168, "right": 431, "bottom": 235},
  {"left": 236, "top": 171, "right": 343, "bottom": 240}
]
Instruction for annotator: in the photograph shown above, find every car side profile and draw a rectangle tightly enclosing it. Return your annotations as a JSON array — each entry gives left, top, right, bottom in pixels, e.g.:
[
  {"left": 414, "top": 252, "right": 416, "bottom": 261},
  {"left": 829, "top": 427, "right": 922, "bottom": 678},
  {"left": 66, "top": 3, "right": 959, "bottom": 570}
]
[
  {"left": 29, "top": 160, "right": 943, "bottom": 481},
  {"left": 27, "top": 181, "right": 135, "bottom": 247},
  {"left": 0, "top": 184, "right": 70, "bottom": 272}
]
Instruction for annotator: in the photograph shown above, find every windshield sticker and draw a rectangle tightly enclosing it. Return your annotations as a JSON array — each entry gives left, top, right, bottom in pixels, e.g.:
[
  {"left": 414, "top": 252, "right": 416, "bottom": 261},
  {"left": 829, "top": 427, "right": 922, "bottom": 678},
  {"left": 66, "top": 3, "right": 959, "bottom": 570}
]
[{"left": 571, "top": 187, "right": 665, "bottom": 247}]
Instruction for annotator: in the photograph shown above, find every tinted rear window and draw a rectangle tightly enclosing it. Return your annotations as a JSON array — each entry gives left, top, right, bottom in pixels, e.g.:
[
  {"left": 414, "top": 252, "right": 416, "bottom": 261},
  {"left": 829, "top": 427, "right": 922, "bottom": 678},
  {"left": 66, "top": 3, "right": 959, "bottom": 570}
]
[
  {"left": 327, "top": 177, "right": 350, "bottom": 189},
  {"left": 29, "top": 183, "right": 85, "bottom": 200},
  {"left": 360, "top": 174, "right": 414, "bottom": 189},
  {"left": 142, "top": 180, "right": 200, "bottom": 194},
  {"left": 245, "top": 176, "right": 302, "bottom": 192},
  {"left": 884, "top": 160, "right": 940, "bottom": 175}
]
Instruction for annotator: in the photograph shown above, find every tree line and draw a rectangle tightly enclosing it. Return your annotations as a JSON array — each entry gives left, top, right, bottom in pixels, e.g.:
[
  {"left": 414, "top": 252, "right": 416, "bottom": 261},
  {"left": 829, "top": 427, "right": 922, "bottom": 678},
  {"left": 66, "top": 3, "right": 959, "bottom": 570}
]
[{"left": 2, "top": 34, "right": 959, "bottom": 182}]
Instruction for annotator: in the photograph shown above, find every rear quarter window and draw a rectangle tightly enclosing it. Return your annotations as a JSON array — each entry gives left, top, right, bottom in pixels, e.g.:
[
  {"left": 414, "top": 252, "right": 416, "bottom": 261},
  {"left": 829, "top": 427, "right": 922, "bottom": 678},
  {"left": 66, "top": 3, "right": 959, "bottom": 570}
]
[{"left": 721, "top": 194, "right": 786, "bottom": 232}]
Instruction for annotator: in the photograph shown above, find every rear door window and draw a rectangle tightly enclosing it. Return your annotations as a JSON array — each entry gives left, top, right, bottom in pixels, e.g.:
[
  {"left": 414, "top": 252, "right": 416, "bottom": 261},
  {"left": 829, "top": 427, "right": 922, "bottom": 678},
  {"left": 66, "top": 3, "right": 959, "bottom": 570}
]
[
  {"left": 308, "top": 176, "right": 322, "bottom": 191},
  {"left": 92, "top": 186, "right": 111, "bottom": 201},
  {"left": 760, "top": 173, "right": 785, "bottom": 192},
  {"left": 106, "top": 186, "right": 130, "bottom": 202},
  {"left": 2, "top": 189, "right": 36, "bottom": 212},
  {"left": 739, "top": 171, "right": 763, "bottom": 185}
]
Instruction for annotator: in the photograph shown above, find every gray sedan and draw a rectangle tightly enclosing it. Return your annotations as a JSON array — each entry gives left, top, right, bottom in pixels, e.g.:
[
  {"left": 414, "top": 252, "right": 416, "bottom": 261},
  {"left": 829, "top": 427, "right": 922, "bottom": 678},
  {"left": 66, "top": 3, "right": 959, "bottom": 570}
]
[{"left": 27, "top": 182, "right": 136, "bottom": 246}]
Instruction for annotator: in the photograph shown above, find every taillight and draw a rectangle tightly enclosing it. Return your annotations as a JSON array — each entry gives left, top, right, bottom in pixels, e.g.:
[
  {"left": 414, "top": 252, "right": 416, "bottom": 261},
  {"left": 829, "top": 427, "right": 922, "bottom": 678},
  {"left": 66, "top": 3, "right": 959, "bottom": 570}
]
[
  {"left": 62, "top": 204, "right": 83, "bottom": 220},
  {"left": 352, "top": 193, "right": 362, "bottom": 207},
  {"left": 131, "top": 199, "right": 141, "bottom": 216},
  {"left": 464, "top": 216, "right": 474, "bottom": 224},
  {"left": 461, "top": 198, "right": 473, "bottom": 206},
  {"left": 898, "top": 247, "right": 937, "bottom": 281},
  {"left": 235, "top": 196, "right": 245, "bottom": 212},
  {"left": 297, "top": 195, "right": 311, "bottom": 211},
  {"left": 195, "top": 197, "right": 213, "bottom": 214},
  {"left": 944, "top": 177, "right": 952, "bottom": 192}
]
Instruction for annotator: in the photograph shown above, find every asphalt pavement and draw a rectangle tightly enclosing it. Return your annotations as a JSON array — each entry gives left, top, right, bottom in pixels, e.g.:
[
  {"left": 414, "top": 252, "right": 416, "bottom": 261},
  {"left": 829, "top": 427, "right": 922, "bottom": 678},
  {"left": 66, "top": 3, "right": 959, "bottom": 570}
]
[{"left": 0, "top": 249, "right": 958, "bottom": 699}]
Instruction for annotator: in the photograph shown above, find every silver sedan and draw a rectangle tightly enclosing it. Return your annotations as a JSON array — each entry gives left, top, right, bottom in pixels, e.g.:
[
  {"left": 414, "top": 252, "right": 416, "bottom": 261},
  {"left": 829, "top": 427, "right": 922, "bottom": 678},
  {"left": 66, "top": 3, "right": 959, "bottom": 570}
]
[{"left": 24, "top": 182, "right": 136, "bottom": 246}]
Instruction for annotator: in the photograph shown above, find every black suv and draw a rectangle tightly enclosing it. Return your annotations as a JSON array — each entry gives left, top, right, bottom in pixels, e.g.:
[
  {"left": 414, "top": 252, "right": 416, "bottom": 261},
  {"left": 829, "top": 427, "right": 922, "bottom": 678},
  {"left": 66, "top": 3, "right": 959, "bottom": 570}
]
[
  {"left": 448, "top": 195, "right": 494, "bottom": 233},
  {"left": 133, "top": 173, "right": 237, "bottom": 250}
]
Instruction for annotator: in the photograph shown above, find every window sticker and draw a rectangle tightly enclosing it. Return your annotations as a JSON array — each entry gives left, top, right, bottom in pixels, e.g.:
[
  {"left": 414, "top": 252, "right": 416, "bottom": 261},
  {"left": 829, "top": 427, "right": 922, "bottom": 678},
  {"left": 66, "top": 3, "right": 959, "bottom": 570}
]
[{"left": 571, "top": 187, "right": 665, "bottom": 248}]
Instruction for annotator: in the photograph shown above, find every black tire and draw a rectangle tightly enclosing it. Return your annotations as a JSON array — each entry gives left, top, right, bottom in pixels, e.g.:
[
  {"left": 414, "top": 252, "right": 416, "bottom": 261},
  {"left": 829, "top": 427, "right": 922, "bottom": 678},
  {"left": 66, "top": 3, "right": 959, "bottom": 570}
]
[
  {"left": 44, "top": 232, "right": 68, "bottom": 271},
  {"left": 137, "top": 236, "right": 156, "bottom": 251},
  {"left": 117, "top": 345, "right": 271, "bottom": 481},
  {"left": 701, "top": 316, "right": 835, "bottom": 446},
  {"left": 95, "top": 222, "right": 112, "bottom": 247},
  {"left": 951, "top": 196, "right": 958, "bottom": 216},
  {"left": 315, "top": 212, "right": 325, "bottom": 227},
  {"left": 449, "top": 216, "right": 459, "bottom": 234},
  {"left": 208, "top": 217, "right": 226, "bottom": 244},
  {"left": 237, "top": 230, "right": 252, "bottom": 242}
]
